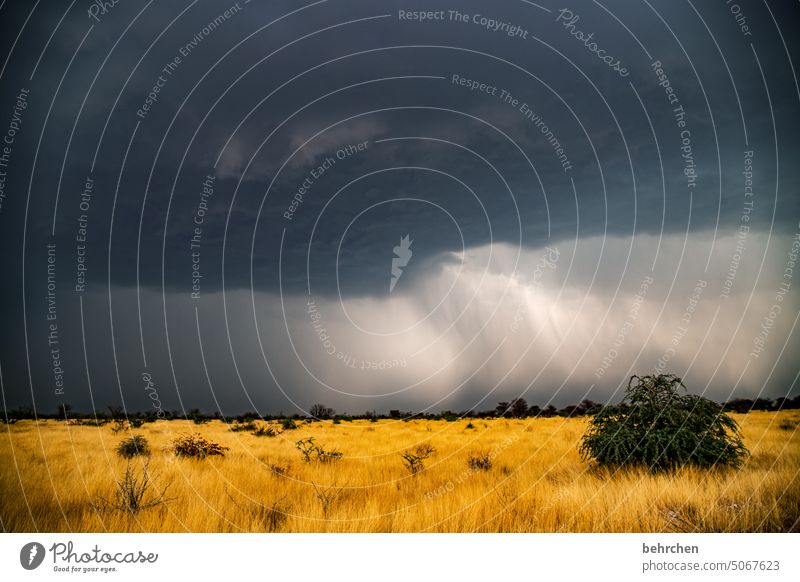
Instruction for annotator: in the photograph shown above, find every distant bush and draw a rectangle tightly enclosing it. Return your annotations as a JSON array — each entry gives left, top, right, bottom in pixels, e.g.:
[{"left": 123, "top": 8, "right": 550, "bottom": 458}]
[
  {"left": 401, "top": 443, "right": 435, "bottom": 475},
  {"left": 229, "top": 420, "right": 256, "bottom": 432},
  {"left": 465, "top": 422, "right": 475, "bottom": 430},
  {"left": 579, "top": 374, "right": 748, "bottom": 472},
  {"left": 309, "top": 403, "right": 335, "bottom": 420},
  {"left": 171, "top": 433, "right": 229, "bottom": 459},
  {"left": 281, "top": 418, "right": 298, "bottom": 430},
  {"left": 778, "top": 418, "right": 799, "bottom": 431},
  {"left": 467, "top": 451, "right": 492, "bottom": 471},
  {"left": 117, "top": 435, "right": 150, "bottom": 459}
]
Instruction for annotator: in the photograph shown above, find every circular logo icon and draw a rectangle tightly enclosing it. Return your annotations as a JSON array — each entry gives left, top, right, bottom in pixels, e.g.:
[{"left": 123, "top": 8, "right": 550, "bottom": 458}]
[{"left": 19, "top": 542, "right": 45, "bottom": 570}]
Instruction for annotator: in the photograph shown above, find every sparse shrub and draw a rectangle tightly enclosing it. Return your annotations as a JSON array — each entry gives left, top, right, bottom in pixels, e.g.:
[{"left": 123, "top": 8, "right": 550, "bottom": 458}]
[
  {"left": 467, "top": 451, "right": 492, "bottom": 471},
  {"left": 104, "top": 462, "right": 172, "bottom": 515},
  {"left": 256, "top": 498, "right": 289, "bottom": 532},
  {"left": 253, "top": 424, "right": 280, "bottom": 437},
  {"left": 295, "top": 437, "right": 342, "bottom": 463},
  {"left": 579, "top": 374, "right": 748, "bottom": 472},
  {"left": 401, "top": 443, "right": 435, "bottom": 475},
  {"left": 117, "top": 435, "right": 150, "bottom": 459},
  {"left": 281, "top": 418, "right": 298, "bottom": 430},
  {"left": 171, "top": 433, "right": 229, "bottom": 459},
  {"left": 465, "top": 422, "right": 475, "bottom": 430},
  {"left": 129, "top": 418, "right": 145, "bottom": 428},
  {"left": 312, "top": 481, "right": 346, "bottom": 518},
  {"left": 332, "top": 418, "right": 341, "bottom": 425},
  {"left": 778, "top": 418, "right": 799, "bottom": 431}
]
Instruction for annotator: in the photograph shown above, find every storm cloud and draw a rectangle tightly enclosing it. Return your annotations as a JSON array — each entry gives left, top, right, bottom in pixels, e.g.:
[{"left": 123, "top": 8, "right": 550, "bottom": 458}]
[{"left": 0, "top": 0, "right": 798, "bottom": 415}]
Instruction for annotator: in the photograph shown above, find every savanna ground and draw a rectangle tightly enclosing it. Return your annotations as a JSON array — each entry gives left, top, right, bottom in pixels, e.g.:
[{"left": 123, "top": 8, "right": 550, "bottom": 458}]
[{"left": 1, "top": 411, "right": 798, "bottom": 532}]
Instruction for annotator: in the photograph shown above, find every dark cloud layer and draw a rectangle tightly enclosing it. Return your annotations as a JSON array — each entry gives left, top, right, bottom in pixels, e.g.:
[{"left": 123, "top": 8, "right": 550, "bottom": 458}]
[{"left": 0, "top": 0, "right": 798, "bottom": 415}]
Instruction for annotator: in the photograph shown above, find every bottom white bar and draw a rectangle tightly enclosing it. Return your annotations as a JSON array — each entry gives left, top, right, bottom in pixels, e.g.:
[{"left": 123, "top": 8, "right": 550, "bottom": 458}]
[{"left": 1, "top": 533, "right": 796, "bottom": 581}]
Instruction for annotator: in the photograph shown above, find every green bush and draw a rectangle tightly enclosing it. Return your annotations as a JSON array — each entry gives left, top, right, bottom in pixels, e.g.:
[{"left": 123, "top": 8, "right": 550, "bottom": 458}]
[
  {"left": 579, "top": 374, "right": 748, "bottom": 472},
  {"left": 116, "top": 435, "right": 150, "bottom": 459},
  {"left": 281, "top": 418, "right": 298, "bottom": 430}
]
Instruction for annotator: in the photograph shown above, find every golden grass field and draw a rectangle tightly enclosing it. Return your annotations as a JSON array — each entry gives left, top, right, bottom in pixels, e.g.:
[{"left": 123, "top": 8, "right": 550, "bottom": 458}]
[{"left": 1, "top": 411, "right": 798, "bottom": 532}]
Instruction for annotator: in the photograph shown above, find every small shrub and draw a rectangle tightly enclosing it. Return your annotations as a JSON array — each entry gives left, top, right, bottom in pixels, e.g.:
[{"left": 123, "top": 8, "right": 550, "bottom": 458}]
[
  {"left": 117, "top": 435, "right": 150, "bottom": 459},
  {"left": 281, "top": 418, "right": 298, "bottom": 430},
  {"left": 171, "top": 433, "right": 229, "bottom": 459},
  {"left": 295, "top": 437, "right": 342, "bottom": 463},
  {"left": 778, "top": 418, "right": 798, "bottom": 431},
  {"left": 312, "top": 481, "right": 346, "bottom": 518},
  {"left": 253, "top": 424, "right": 280, "bottom": 437},
  {"left": 465, "top": 422, "right": 475, "bottom": 430},
  {"left": 467, "top": 451, "right": 492, "bottom": 471},
  {"left": 400, "top": 443, "right": 435, "bottom": 475},
  {"left": 104, "top": 462, "right": 172, "bottom": 515},
  {"left": 579, "top": 374, "right": 748, "bottom": 472}
]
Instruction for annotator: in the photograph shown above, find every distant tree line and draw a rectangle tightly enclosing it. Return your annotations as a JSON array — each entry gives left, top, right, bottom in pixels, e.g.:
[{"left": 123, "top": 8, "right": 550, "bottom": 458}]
[{"left": 2, "top": 394, "right": 798, "bottom": 423}]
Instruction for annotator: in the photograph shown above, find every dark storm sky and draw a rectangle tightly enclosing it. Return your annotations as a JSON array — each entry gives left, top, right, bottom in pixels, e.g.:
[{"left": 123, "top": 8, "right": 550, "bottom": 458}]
[{"left": 0, "top": 0, "right": 798, "bottom": 416}]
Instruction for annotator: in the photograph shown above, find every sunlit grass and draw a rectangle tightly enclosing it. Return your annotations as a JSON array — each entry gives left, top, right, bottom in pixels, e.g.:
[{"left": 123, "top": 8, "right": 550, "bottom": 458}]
[{"left": 1, "top": 411, "right": 797, "bottom": 532}]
